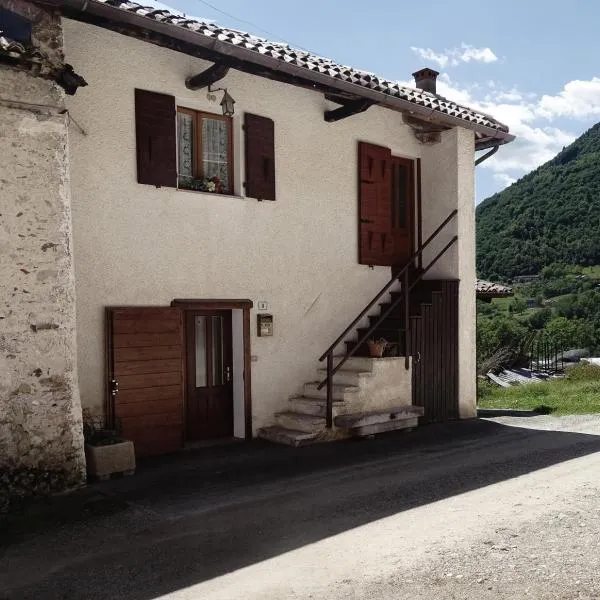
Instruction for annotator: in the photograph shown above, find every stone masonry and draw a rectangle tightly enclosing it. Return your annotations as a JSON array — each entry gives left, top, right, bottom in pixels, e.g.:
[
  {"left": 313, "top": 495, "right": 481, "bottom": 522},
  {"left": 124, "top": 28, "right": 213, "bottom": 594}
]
[{"left": 0, "top": 3, "right": 85, "bottom": 511}]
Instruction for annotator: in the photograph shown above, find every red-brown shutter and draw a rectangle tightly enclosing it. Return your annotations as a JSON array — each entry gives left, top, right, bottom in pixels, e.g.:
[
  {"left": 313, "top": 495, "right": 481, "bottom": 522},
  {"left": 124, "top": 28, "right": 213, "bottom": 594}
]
[
  {"left": 244, "top": 113, "right": 276, "bottom": 200},
  {"left": 134, "top": 89, "right": 177, "bottom": 188},
  {"left": 358, "top": 142, "right": 393, "bottom": 266}
]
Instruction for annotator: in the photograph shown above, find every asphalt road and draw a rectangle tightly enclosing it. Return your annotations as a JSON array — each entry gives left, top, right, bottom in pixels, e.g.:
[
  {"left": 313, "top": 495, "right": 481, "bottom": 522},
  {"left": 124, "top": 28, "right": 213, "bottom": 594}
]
[{"left": 2, "top": 415, "right": 600, "bottom": 599}]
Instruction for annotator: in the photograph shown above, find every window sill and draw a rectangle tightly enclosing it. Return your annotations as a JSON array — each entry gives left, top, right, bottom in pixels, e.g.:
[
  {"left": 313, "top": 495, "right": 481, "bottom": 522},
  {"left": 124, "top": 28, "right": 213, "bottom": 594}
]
[{"left": 176, "top": 187, "right": 247, "bottom": 200}]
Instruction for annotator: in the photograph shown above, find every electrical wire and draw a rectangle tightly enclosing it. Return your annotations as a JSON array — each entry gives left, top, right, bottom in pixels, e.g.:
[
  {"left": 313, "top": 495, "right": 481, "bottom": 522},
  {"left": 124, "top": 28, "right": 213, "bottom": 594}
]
[{"left": 190, "top": 0, "right": 317, "bottom": 54}]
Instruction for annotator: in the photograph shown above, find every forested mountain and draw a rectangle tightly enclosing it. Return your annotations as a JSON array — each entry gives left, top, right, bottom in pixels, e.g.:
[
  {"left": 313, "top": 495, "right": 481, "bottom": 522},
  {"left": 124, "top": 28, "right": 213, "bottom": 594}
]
[{"left": 476, "top": 122, "right": 600, "bottom": 280}]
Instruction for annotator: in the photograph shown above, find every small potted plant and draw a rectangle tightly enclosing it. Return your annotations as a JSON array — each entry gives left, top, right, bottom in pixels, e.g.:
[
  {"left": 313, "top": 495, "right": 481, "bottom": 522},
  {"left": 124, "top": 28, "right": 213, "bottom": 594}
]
[
  {"left": 83, "top": 411, "right": 135, "bottom": 481},
  {"left": 367, "top": 338, "right": 388, "bottom": 358}
]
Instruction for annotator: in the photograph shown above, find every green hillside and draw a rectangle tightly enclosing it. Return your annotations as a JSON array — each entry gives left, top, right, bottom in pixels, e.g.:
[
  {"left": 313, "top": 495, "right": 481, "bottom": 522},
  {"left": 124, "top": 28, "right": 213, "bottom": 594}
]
[{"left": 476, "top": 122, "right": 600, "bottom": 280}]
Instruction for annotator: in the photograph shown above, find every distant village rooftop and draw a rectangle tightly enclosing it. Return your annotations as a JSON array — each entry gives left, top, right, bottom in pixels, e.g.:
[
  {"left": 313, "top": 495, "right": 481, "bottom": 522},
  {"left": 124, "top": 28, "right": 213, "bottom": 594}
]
[{"left": 476, "top": 279, "right": 514, "bottom": 299}]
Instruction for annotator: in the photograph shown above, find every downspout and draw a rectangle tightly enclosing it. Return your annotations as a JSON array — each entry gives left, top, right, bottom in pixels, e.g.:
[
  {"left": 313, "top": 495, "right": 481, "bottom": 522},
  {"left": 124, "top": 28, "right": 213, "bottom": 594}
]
[
  {"left": 473, "top": 144, "right": 499, "bottom": 411},
  {"left": 474, "top": 144, "right": 499, "bottom": 166}
]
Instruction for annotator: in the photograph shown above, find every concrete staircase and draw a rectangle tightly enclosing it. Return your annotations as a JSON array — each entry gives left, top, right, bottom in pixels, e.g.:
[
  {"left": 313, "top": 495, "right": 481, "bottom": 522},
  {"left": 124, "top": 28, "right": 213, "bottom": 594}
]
[{"left": 258, "top": 356, "right": 423, "bottom": 446}]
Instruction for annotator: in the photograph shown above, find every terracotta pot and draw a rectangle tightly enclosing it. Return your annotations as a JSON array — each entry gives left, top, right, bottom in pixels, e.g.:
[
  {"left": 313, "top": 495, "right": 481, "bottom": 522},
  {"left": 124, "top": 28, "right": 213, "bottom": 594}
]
[{"left": 367, "top": 341, "right": 387, "bottom": 358}]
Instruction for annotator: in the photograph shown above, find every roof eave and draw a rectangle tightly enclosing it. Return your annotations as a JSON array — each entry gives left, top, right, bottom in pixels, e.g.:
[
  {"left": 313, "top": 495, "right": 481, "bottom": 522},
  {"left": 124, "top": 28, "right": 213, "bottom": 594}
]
[{"left": 61, "top": 0, "right": 514, "bottom": 147}]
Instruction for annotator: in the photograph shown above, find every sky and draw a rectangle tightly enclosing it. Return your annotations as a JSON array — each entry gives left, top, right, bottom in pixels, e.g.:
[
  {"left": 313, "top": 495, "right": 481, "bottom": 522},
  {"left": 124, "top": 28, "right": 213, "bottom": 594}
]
[{"left": 150, "top": 0, "right": 600, "bottom": 203}]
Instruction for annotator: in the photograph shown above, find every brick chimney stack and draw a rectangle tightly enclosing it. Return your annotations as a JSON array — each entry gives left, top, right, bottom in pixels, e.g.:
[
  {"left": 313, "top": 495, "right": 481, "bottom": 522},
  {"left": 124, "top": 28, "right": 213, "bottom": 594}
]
[{"left": 412, "top": 68, "right": 440, "bottom": 94}]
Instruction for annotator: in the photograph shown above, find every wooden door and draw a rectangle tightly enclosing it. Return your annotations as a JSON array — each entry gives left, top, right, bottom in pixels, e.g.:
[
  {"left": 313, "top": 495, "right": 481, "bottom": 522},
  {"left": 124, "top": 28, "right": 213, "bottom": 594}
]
[
  {"left": 107, "top": 307, "right": 184, "bottom": 457},
  {"left": 359, "top": 142, "right": 415, "bottom": 267},
  {"left": 185, "top": 310, "right": 234, "bottom": 441},
  {"left": 410, "top": 281, "right": 459, "bottom": 423}
]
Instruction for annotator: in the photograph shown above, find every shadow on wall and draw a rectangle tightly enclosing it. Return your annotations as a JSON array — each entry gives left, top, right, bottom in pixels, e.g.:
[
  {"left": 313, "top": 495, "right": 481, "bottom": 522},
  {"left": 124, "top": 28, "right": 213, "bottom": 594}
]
[{"left": 2, "top": 418, "right": 600, "bottom": 599}]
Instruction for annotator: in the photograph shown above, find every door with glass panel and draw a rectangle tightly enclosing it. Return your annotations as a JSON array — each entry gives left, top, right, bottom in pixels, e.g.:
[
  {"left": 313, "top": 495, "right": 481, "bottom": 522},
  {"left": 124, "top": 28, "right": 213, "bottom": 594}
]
[{"left": 185, "top": 310, "right": 233, "bottom": 441}]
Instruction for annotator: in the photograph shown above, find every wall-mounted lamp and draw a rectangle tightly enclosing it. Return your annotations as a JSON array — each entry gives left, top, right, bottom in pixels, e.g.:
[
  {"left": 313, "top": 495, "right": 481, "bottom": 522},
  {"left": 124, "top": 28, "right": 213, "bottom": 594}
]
[{"left": 208, "top": 84, "right": 235, "bottom": 117}]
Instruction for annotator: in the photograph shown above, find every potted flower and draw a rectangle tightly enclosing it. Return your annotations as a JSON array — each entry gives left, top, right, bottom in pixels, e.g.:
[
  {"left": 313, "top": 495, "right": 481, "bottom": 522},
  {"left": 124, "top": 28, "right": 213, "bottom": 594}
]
[
  {"left": 367, "top": 338, "right": 388, "bottom": 358},
  {"left": 178, "top": 175, "right": 225, "bottom": 194},
  {"left": 82, "top": 411, "right": 135, "bottom": 481}
]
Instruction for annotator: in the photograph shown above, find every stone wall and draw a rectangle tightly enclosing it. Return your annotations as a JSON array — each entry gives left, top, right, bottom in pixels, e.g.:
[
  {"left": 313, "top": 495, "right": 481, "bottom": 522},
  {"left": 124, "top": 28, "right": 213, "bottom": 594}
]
[{"left": 0, "top": 6, "right": 85, "bottom": 512}]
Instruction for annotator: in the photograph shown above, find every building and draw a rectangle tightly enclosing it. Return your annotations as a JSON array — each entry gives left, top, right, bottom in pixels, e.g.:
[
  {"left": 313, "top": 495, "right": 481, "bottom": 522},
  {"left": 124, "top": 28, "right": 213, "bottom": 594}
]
[{"left": 0, "top": 0, "right": 514, "bottom": 504}]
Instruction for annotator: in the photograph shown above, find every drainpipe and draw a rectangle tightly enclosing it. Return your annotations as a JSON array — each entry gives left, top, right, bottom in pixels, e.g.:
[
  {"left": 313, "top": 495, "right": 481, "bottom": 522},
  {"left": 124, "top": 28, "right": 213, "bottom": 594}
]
[
  {"left": 473, "top": 143, "right": 499, "bottom": 412},
  {"left": 474, "top": 145, "right": 499, "bottom": 166}
]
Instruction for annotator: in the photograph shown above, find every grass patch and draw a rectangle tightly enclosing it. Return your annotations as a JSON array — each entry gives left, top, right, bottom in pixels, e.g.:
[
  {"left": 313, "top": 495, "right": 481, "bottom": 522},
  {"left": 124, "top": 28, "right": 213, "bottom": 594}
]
[{"left": 477, "top": 367, "right": 600, "bottom": 415}]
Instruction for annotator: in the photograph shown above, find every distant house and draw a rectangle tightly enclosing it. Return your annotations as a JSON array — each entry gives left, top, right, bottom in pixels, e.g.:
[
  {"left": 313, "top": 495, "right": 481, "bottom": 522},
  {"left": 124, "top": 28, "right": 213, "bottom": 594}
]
[
  {"left": 476, "top": 279, "right": 514, "bottom": 301},
  {"left": 1, "top": 0, "right": 514, "bottom": 501},
  {"left": 512, "top": 275, "right": 540, "bottom": 284}
]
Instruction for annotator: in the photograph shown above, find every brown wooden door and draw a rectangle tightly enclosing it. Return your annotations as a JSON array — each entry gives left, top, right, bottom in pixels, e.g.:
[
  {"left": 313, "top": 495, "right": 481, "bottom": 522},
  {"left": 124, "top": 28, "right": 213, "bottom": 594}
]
[
  {"left": 410, "top": 281, "right": 459, "bottom": 423},
  {"left": 107, "top": 307, "right": 184, "bottom": 457},
  {"left": 359, "top": 142, "right": 415, "bottom": 267},
  {"left": 185, "top": 310, "right": 234, "bottom": 441}
]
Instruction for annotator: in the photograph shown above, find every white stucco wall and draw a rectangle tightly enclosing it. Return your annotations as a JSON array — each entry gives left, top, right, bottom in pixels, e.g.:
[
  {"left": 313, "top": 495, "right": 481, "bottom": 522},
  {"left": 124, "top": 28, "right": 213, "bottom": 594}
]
[
  {"left": 421, "top": 128, "right": 476, "bottom": 417},
  {"left": 62, "top": 18, "right": 476, "bottom": 430}
]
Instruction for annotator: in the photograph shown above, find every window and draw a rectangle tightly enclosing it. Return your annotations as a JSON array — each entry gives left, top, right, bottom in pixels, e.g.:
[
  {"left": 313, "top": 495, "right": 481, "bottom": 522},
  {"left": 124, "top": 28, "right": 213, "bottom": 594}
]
[
  {"left": 0, "top": 8, "right": 32, "bottom": 44},
  {"left": 177, "top": 108, "right": 233, "bottom": 194},
  {"left": 135, "top": 89, "right": 275, "bottom": 200}
]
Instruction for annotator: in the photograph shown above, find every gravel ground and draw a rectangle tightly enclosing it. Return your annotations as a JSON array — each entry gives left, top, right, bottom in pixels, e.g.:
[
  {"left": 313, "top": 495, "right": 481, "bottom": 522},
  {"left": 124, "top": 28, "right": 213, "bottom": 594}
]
[
  {"left": 2, "top": 415, "right": 600, "bottom": 600},
  {"left": 378, "top": 486, "right": 600, "bottom": 599}
]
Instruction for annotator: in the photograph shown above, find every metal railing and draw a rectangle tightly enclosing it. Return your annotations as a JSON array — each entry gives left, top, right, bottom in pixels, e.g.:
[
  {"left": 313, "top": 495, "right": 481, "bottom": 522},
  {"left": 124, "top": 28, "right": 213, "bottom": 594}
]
[{"left": 318, "top": 209, "right": 458, "bottom": 428}]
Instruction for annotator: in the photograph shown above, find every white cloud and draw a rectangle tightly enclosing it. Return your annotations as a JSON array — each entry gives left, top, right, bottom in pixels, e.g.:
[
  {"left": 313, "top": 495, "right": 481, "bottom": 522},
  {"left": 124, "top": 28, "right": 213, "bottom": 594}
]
[
  {"left": 410, "top": 47, "right": 453, "bottom": 69},
  {"left": 459, "top": 45, "right": 498, "bottom": 64},
  {"left": 411, "top": 43, "right": 498, "bottom": 68},
  {"left": 536, "top": 77, "right": 600, "bottom": 120},
  {"left": 493, "top": 173, "right": 517, "bottom": 188},
  {"left": 425, "top": 74, "right": 582, "bottom": 187}
]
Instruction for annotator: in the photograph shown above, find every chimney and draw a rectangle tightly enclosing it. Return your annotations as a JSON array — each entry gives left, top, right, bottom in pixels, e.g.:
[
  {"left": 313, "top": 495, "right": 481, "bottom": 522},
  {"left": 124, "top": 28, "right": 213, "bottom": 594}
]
[{"left": 412, "top": 68, "right": 439, "bottom": 94}]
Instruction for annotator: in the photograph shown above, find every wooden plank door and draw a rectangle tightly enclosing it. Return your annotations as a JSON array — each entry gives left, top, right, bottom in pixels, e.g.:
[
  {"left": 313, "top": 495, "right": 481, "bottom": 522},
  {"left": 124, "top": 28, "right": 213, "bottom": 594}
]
[
  {"left": 410, "top": 281, "right": 459, "bottom": 423},
  {"left": 358, "top": 142, "right": 415, "bottom": 267},
  {"left": 107, "top": 307, "right": 184, "bottom": 457},
  {"left": 185, "top": 310, "right": 234, "bottom": 441}
]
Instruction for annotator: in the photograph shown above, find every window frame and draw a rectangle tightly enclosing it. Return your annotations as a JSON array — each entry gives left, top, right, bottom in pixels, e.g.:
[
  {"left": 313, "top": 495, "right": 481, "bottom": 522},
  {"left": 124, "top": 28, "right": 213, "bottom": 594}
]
[{"left": 176, "top": 107, "right": 234, "bottom": 195}]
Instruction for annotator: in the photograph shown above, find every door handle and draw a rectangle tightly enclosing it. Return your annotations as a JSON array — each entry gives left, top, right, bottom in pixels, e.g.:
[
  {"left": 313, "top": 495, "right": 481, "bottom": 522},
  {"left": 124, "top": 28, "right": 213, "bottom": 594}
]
[
  {"left": 225, "top": 366, "right": 232, "bottom": 383},
  {"left": 110, "top": 379, "right": 119, "bottom": 396},
  {"left": 415, "top": 352, "right": 421, "bottom": 364},
  {"left": 360, "top": 219, "right": 374, "bottom": 224}
]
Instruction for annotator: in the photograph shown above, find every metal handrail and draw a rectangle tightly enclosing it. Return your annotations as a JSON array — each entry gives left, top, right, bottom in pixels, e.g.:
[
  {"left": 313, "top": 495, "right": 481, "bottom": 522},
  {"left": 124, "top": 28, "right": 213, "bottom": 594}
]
[
  {"left": 318, "top": 209, "right": 458, "bottom": 428},
  {"left": 318, "top": 209, "right": 458, "bottom": 362}
]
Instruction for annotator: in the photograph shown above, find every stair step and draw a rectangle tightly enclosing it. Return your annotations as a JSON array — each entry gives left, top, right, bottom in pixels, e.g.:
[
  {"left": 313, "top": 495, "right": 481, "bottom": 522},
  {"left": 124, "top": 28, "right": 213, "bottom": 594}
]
[
  {"left": 289, "top": 396, "right": 347, "bottom": 417},
  {"left": 275, "top": 411, "right": 326, "bottom": 433},
  {"left": 344, "top": 340, "right": 406, "bottom": 358},
  {"left": 334, "top": 405, "right": 424, "bottom": 429},
  {"left": 303, "top": 381, "right": 359, "bottom": 400},
  {"left": 368, "top": 316, "right": 408, "bottom": 329},
  {"left": 334, "top": 405, "right": 424, "bottom": 437},
  {"left": 258, "top": 426, "right": 319, "bottom": 447},
  {"left": 356, "top": 327, "right": 405, "bottom": 343},
  {"left": 315, "top": 367, "right": 372, "bottom": 386},
  {"left": 330, "top": 356, "right": 377, "bottom": 371}
]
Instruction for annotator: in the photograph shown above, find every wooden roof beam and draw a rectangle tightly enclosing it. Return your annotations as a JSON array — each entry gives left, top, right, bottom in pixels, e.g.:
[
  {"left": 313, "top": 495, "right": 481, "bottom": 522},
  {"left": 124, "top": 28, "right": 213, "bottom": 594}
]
[
  {"left": 185, "top": 62, "right": 230, "bottom": 90},
  {"left": 324, "top": 99, "right": 374, "bottom": 122}
]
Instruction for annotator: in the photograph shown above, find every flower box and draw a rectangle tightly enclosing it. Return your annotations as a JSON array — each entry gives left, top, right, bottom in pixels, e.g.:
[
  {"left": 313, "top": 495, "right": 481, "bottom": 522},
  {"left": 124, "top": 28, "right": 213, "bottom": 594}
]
[{"left": 85, "top": 440, "right": 135, "bottom": 481}]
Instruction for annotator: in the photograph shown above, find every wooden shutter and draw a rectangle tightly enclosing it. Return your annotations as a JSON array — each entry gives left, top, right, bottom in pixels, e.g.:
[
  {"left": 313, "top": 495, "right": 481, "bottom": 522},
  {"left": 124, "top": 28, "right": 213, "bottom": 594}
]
[
  {"left": 244, "top": 113, "right": 276, "bottom": 200},
  {"left": 134, "top": 89, "right": 177, "bottom": 188},
  {"left": 107, "top": 307, "right": 184, "bottom": 457},
  {"left": 358, "top": 142, "right": 393, "bottom": 266}
]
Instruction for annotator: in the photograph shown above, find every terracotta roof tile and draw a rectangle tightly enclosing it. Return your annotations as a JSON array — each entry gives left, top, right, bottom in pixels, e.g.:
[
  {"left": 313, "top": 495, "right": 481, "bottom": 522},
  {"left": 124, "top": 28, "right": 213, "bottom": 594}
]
[{"left": 89, "top": 0, "right": 510, "bottom": 134}]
